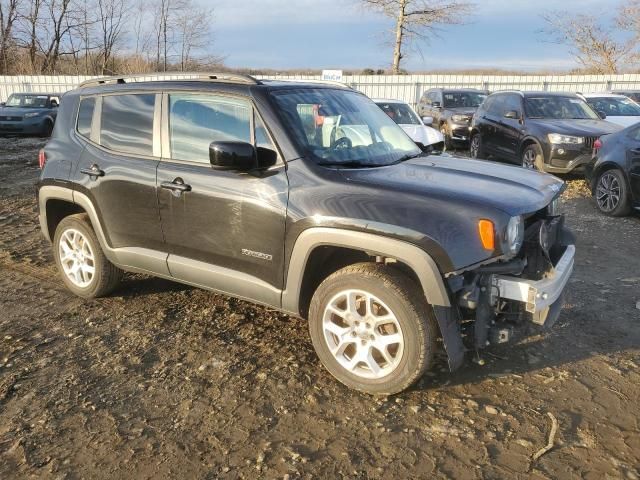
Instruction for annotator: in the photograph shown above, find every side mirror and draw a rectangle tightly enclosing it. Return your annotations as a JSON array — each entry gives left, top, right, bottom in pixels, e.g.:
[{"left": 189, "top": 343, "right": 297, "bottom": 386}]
[
  {"left": 209, "top": 141, "right": 257, "bottom": 171},
  {"left": 597, "top": 110, "right": 607, "bottom": 119},
  {"left": 432, "top": 101, "right": 442, "bottom": 109},
  {"left": 422, "top": 116, "right": 434, "bottom": 125},
  {"left": 504, "top": 110, "right": 520, "bottom": 119}
]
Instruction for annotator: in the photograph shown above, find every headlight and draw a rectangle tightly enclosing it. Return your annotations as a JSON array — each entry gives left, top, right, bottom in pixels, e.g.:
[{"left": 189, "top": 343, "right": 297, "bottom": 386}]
[
  {"left": 23, "top": 112, "right": 41, "bottom": 118},
  {"left": 451, "top": 114, "right": 469, "bottom": 123},
  {"left": 547, "top": 197, "right": 559, "bottom": 216},
  {"left": 506, "top": 216, "right": 524, "bottom": 254},
  {"left": 548, "top": 133, "right": 583, "bottom": 144}
]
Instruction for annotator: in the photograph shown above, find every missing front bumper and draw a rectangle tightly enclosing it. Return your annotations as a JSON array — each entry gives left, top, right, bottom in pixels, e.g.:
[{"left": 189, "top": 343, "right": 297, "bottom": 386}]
[{"left": 491, "top": 244, "right": 575, "bottom": 325}]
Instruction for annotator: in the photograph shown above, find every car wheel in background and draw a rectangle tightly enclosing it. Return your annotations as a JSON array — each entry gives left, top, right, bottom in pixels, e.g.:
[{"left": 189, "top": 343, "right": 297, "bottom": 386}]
[
  {"left": 594, "top": 169, "right": 631, "bottom": 216},
  {"left": 53, "top": 214, "right": 123, "bottom": 298},
  {"left": 308, "top": 263, "right": 437, "bottom": 395},
  {"left": 470, "top": 133, "right": 483, "bottom": 159},
  {"left": 522, "top": 143, "right": 544, "bottom": 171},
  {"left": 440, "top": 125, "right": 451, "bottom": 150},
  {"left": 41, "top": 120, "right": 54, "bottom": 137}
]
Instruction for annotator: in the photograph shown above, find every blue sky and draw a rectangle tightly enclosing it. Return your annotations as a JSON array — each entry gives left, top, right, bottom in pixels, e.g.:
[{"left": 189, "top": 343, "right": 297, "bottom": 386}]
[{"left": 211, "top": 0, "right": 616, "bottom": 72}]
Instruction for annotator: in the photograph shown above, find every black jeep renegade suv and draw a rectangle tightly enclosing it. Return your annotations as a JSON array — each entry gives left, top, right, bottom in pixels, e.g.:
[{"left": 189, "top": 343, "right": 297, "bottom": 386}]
[{"left": 38, "top": 73, "right": 575, "bottom": 394}]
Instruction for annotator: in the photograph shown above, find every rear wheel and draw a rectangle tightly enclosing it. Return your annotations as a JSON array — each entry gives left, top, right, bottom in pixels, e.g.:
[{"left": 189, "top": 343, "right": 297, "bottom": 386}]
[
  {"left": 41, "top": 120, "right": 54, "bottom": 137},
  {"left": 522, "top": 143, "right": 544, "bottom": 170},
  {"left": 53, "top": 214, "right": 122, "bottom": 298},
  {"left": 308, "top": 263, "right": 437, "bottom": 395},
  {"left": 595, "top": 169, "right": 631, "bottom": 216}
]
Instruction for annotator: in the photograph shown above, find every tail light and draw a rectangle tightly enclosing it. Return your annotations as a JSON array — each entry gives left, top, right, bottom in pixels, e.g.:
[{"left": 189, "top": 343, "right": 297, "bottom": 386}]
[{"left": 38, "top": 149, "right": 47, "bottom": 169}]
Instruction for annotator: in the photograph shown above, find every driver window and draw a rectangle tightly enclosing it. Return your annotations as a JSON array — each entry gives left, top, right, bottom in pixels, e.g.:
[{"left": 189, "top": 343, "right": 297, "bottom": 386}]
[{"left": 168, "top": 93, "right": 251, "bottom": 163}]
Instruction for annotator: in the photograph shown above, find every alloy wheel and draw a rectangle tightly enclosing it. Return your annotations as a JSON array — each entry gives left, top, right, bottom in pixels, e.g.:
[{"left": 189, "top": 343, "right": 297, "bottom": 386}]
[
  {"left": 522, "top": 148, "right": 537, "bottom": 169},
  {"left": 470, "top": 135, "right": 480, "bottom": 157},
  {"left": 322, "top": 289, "right": 404, "bottom": 379},
  {"left": 58, "top": 228, "right": 95, "bottom": 288},
  {"left": 596, "top": 172, "right": 621, "bottom": 212}
]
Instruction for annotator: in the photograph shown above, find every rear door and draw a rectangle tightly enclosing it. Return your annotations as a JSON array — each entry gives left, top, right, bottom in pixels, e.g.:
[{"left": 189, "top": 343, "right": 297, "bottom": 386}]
[
  {"left": 74, "top": 93, "right": 167, "bottom": 259},
  {"left": 627, "top": 126, "right": 640, "bottom": 200},
  {"left": 156, "top": 91, "right": 288, "bottom": 306},
  {"left": 494, "top": 94, "right": 524, "bottom": 162}
]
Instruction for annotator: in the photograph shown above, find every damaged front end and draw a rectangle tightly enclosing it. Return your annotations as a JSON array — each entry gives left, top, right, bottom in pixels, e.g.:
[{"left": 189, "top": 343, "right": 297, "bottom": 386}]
[{"left": 449, "top": 205, "right": 576, "bottom": 363}]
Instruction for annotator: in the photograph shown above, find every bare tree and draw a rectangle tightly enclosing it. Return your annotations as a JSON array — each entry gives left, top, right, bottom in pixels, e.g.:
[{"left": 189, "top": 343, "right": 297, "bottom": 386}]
[
  {"left": 0, "top": 0, "right": 21, "bottom": 72},
  {"left": 361, "top": 0, "right": 474, "bottom": 73},
  {"left": 618, "top": 0, "right": 640, "bottom": 40},
  {"left": 175, "top": 1, "right": 212, "bottom": 71},
  {"left": 542, "top": 11, "right": 637, "bottom": 74},
  {"left": 96, "top": 0, "right": 126, "bottom": 73}
]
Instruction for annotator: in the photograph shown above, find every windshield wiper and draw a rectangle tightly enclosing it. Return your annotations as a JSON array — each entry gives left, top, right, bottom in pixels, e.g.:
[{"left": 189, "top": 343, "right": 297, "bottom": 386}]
[
  {"left": 316, "top": 160, "right": 385, "bottom": 168},
  {"left": 391, "top": 151, "right": 425, "bottom": 165}
]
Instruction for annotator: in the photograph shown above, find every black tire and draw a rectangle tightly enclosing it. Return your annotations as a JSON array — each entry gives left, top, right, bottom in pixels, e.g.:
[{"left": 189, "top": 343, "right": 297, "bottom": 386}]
[
  {"left": 308, "top": 263, "right": 438, "bottom": 395},
  {"left": 41, "top": 120, "right": 54, "bottom": 137},
  {"left": 521, "top": 143, "right": 545, "bottom": 171},
  {"left": 470, "top": 133, "right": 483, "bottom": 159},
  {"left": 53, "top": 214, "right": 122, "bottom": 298},
  {"left": 594, "top": 168, "right": 631, "bottom": 217},
  {"left": 440, "top": 124, "right": 452, "bottom": 151}
]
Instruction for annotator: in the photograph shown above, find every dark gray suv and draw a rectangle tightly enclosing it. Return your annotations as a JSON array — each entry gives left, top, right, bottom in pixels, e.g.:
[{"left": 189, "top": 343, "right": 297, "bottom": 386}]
[
  {"left": 37, "top": 73, "right": 575, "bottom": 395},
  {"left": 417, "top": 88, "right": 488, "bottom": 148}
]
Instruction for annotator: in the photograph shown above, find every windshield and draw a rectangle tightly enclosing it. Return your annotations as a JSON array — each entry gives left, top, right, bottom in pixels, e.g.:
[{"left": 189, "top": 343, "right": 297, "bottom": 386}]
[
  {"left": 5, "top": 94, "right": 50, "bottom": 108},
  {"left": 443, "top": 92, "right": 487, "bottom": 108},
  {"left": 376, "top": 102, "right": 421, "bottom": 125},
  {"left": 525, "top": 96, "right": 599, "bottom": 120},
  {"left": 270, "top": 88, "right": 421, "bottom": 167},
  {"left": 586, "top": 97, "right": 640, "bottom": 116}
]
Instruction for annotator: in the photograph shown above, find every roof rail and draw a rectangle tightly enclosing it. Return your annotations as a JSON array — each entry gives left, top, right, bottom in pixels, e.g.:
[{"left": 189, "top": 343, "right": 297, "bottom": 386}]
[{"left": 78, "top": 72, "right": 261, "bottom": 88}]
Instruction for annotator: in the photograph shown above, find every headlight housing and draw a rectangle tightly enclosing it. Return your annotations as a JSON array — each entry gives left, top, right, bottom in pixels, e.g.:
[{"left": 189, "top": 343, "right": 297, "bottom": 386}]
[
  {"left": 23, "top": 112, "right": 41, "bottom": 118},
  {"left": 548, "top": 133, "right": 583, "bottom": 144},
  {"left": 451, "top": 114, "right": 469, "bottom": 123},
  {"left": 506, "top": 216, "right": 524, "bottom": 254},
  {"left": 547, "top": 197, "right": 560, "bottom": 216}
]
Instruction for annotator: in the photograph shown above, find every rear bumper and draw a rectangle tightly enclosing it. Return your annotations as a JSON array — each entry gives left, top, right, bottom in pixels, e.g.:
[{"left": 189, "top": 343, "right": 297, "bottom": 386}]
[{"left": 492, "top": 244, "right": 575, "bottom": 326}]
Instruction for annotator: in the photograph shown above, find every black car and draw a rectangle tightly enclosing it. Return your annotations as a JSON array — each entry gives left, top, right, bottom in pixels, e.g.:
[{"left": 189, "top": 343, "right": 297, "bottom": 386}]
[
  {"left": 0, "top": 92, "right": 60, "bottom": 136},
  {"left": 417, "top": 88, "right": 488, "bottom": 148},
  {"left": 585, "top": 125, "right": 640, "bottom": 216},
  {"left": 470, "top": 91, "right": 621, "bottom": 173},
  {"left": 612, "top": 90, "right": 640, "bottom": 103},
  {"left": 37, "top": 73, "right": 575, "bottom": 394}
]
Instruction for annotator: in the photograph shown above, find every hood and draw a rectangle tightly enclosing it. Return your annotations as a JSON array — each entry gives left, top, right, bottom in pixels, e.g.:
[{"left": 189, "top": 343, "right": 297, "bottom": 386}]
[
  {"left": 529, "top": 118, "right": 622, "bottom": 136},
  {"left": 598, "top": 116, "right": 640, "bottom": 128},
  {"left": 445, "top": 107, "right": 477, "bottom": 116},
  {"left": 399, "top": 124, "right": 444, "bottom": 146},
  {"left": 338, "top": 155, "right": 563, "bottom": 217},
  {"left": 0, "top": 106, "right": 48, "bottom": 116}
]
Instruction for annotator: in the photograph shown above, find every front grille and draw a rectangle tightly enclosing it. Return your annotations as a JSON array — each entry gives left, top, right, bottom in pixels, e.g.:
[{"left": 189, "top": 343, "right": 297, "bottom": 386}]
[
  {"left": 0, "top": 116, "right": 22, "bottom": 121},
  {"left": 584, "top": 136, "right": 598, "bottom": 149}
]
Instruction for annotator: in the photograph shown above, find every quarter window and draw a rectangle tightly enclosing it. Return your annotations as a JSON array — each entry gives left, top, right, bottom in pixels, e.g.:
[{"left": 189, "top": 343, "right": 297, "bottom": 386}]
[
  {"left": 77, "top": 97, "right": 95, "bottom": 139},
  {"left": 169, "top": 94, "right": 251, "bottom": 163},
  {"left": 100, "top": 94, "right": 155, "bottom": 156}
]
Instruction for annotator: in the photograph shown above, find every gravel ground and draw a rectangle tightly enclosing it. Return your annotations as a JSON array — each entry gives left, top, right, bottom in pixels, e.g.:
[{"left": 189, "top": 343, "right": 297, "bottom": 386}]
[{"left": 0, "top": 138, "right": 639, "bottom": 479}]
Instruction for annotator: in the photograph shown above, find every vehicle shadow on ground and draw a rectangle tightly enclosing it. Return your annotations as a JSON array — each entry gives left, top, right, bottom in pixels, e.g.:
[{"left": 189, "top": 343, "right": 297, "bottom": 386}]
[{"left": 113, "top": 275, "right": 194, "bottom": 298}]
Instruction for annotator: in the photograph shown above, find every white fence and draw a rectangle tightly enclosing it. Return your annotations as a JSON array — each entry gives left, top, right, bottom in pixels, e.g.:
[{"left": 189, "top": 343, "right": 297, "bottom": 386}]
[{"left": 4, "top": 73, "right": 640, "bottom": 107}]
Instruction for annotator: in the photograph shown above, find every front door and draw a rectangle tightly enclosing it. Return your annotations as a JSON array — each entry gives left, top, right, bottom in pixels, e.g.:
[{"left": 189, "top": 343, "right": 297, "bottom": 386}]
[
  {"left": 494, "top": 94, "right": 524, "bottom": 162},
  {"left": 627, "top": 127, "right": 640, "bottom": 201},
  {"left": 156, "top": 92, "right": 288, "bottom": 306}
]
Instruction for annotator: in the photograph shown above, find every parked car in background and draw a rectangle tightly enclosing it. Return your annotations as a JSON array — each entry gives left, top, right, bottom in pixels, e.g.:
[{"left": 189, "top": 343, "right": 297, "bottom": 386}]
[
  {"left": 417, "top": 88, "right": 488, "bottom": 149},
  {"left": 585, "top": 125, "right": 640, "bottom": 216},
  {"left": 0, "top": 93, "right": 60, "bottom": 136},
  {"left": 611, "top": 90, "right": 640, "bottom": 103},
  {"left": 580, "top": 93, "right": 640, "bottom": 128},
  {"left": 374, "top": 98, "right": 444, "bottom": 151},
  {"left": 470, "top": 91, "right": 621, "bottom": 173}
]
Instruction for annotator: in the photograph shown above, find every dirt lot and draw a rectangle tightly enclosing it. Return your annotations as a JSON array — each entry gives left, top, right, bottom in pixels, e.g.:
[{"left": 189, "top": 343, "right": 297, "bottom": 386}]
[{"left": 0, "top": 138, "right": 638, "bottom": 479}]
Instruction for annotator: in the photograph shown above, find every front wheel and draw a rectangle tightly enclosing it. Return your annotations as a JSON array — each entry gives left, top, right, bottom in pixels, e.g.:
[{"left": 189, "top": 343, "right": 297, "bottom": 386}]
[
  {"left": 522, "top": 143, "right": 544, "bottom": 170},
  {"left": 470, "top": 133, "right": 483, "bottom": 158},
  {"left": 53, "top": 214, "right": 123, "bottom": 298},
  {"left": 308, "top": 263, "right": 437, "bottom": 395},
  {"left": 595, "top": 169, "right": 631, "bottom": 216}
]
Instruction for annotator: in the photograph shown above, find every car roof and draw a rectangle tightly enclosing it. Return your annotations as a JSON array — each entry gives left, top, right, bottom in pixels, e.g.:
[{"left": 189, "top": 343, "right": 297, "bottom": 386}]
[
  {"left": 372, "top": 98, "right": 406, "bottom": 104},
  {"left": 582, "top": 93, "right": 629, "bottom": 98},
  {"left": 10, "top": 92, "right": 58, "bottom": 96},
  {"left": 429, "top": 88, "right": 487, "bottom": 93}
]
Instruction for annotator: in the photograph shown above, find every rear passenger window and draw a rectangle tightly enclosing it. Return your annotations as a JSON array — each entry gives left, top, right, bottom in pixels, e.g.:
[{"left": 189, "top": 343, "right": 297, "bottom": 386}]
[
  {"left": 77, "top": 97, "right": 95, "bottom": 139},
  {"left": 100, "top": 94, "right": 155, "bottom": 156},
  {"left": 169, "top": 94, "right": 251, "bottom": 163}
]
